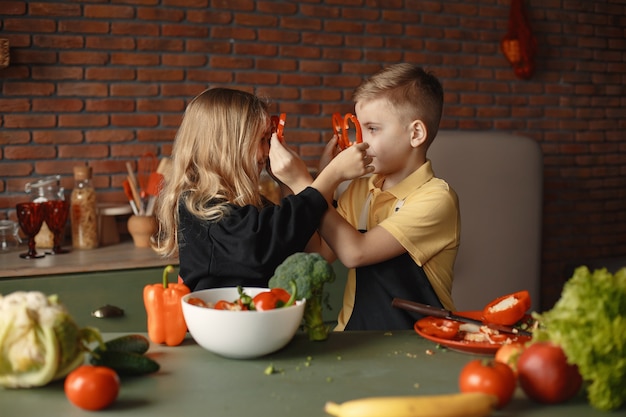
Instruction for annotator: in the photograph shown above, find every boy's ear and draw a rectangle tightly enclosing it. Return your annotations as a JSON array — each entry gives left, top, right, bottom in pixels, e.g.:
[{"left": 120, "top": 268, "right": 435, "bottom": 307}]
[{"left": 409, "top": 120, "right": 428, "bottom": 147}]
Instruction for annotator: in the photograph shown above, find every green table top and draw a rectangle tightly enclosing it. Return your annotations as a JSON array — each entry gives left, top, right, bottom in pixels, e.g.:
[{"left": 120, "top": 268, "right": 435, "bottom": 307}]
[{"left": 1, "top": 331, "right": 621, "bottom": 416}]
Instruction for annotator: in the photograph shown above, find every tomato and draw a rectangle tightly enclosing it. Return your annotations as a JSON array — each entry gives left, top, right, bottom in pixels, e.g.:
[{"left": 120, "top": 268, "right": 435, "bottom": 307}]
[
  {"left": 253, "top": 291, "right": 280, "bottom": 311},
  {"left": 416, "top": 317, "right": 460, "bottom": 340},
  {"left": 459, "top": 359, "right": 516, "bottom": 409},
  {"left": 494, "top": 342, "right": 526, "bottom": 376},
  {"left": 482, "top": 290, "right": 531, "bottom": 325},
  {"left": 270, "top": 288, "right": 291, "bottom": 304},
  {"left": 64, "top": 365, "right": 120, "bottom": 411},
  {"left": 517, "top": 342, "right": 582, "bottom": 404}
]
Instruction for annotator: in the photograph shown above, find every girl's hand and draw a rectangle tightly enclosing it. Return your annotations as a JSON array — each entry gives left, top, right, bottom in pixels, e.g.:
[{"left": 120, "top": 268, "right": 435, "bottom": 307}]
[{"left": 268, "top": 134, "right": 313, "bottom": 193}]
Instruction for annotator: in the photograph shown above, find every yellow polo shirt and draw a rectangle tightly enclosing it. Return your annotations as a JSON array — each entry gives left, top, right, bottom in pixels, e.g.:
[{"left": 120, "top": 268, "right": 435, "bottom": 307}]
[{"left": 335, "top": 160, "right": 460, "bottom": 331}]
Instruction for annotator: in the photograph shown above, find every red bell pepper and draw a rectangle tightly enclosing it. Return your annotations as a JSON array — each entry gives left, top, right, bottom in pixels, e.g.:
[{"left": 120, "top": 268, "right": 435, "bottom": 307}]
[
  {"left": 143, "top": 265, "right": 190, "bottom": 346},
  {"left": 482, "top": 290, "right": 531, "bottom": 326},
  {"left": 416, "top": 317, "right": 460, "bottom": 340}
]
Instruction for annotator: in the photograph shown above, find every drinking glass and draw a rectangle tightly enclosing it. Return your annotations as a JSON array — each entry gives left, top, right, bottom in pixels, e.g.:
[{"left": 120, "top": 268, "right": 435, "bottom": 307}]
[
  {"left": 15, "top": 202, "right": 46, "bottom": 259},
  {"left": 43, "top": 200, "right": 70, "bottom": 254}
]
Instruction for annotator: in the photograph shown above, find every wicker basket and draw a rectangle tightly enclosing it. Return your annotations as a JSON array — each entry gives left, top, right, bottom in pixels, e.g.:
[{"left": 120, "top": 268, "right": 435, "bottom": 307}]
[{"left": 0, "top": 39, "right": 9, "bottom": 69}]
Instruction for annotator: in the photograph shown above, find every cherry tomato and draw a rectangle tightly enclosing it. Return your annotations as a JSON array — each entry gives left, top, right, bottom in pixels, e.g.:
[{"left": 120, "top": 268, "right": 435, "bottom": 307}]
[
  {"left": 459, "top": 359, "right": 516, "bottom": 409},
  {"left": 64, "top": 365, "right": 120, "bottom": 411},
  {"left": 253, "top": 291, "right": 280, "bottom": 311},
  {"left": 416, "top": 317, "right": 460, "bottom": 340},
  {"left": 482, "top": 290, "right": 531, "bottom": 326},
  {"left": 270, "top": 288, "right": 291, "bottom": 304},
  {"left": 517, "top": 342, "right": 582, "bottom": 404},
  {"left": 494, "top": 342, "right": 526, "bottom": 377}
]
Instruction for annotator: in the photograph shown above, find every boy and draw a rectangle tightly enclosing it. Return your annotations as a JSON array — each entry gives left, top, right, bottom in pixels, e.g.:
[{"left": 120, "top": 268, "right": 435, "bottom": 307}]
[{"left": 316, "top": 63, "right": 460, "bottom": 331}]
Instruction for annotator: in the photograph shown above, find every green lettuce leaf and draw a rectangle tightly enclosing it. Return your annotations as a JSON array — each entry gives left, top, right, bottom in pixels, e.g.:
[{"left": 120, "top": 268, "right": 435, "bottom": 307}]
[{"left": 533, "top": 266, "right": 626, "bottom": 411}]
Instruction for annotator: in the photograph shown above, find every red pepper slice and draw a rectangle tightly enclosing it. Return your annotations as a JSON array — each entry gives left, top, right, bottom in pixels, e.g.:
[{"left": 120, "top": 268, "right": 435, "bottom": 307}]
[
  {"left": 214, "top": 300, "right": 236, "bottom": 310},
  {"left": 482, "top": 290, "right": 531, "bottom": 326},
  {"left": 416, "top": 317, "right": 460, "bottom": 340}
]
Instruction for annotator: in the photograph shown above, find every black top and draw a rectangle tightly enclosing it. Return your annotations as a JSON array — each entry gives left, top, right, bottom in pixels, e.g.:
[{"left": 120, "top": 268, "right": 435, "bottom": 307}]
[{"left": 178, "top": 186, "right": 328, "bottom": 291}]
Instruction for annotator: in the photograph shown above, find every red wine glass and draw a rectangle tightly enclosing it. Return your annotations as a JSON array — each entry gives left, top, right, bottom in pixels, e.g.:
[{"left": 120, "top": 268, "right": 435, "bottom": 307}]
[
  {"left": 43, "top": 200, "right": 70, "bottom": 254},
  {"left": 16, "top": 201, "right": 46, "bottom": 259}
]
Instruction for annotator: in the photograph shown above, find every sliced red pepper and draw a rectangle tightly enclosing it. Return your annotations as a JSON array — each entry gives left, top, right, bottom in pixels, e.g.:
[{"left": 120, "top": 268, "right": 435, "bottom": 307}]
[
  {"left": 187, "top": 297, "right": 209, "bottom": 308},
  {"left": 416, "top": 317, "right": 460, "bottom": 340},
  {"left": 482, "top": 290, "right": 531, "bottom": 326},
  {"left": 214, "top": 300, "right": 236, "bottom": 310}
]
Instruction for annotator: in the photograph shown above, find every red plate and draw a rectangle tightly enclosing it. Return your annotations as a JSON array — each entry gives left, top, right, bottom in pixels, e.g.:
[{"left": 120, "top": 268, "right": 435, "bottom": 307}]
[{"left": 413, "top": 311, "right": 532, "bottom": 355}]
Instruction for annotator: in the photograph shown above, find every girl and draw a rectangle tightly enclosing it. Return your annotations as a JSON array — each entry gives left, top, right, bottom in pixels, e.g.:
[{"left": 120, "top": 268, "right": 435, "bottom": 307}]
[{"left": 154, "top": 87, "right": 372, "bottom": 291}]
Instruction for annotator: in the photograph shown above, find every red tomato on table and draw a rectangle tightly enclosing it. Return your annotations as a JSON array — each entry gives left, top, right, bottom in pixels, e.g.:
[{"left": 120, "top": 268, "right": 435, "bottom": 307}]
[
  {"left": 517, "top": 342, "right": 582, "bottom": 404},
  {"left": 64, "top": 365, "right": 120, "bottom": 411},
  {"left": 459, "top": 359, "right": 516, "bottom": 409}
]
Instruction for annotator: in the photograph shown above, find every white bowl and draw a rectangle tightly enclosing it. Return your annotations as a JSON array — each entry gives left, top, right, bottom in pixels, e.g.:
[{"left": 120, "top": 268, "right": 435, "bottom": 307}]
[{"left": 181, "top": 287, "right": 305, "bottom": 359}]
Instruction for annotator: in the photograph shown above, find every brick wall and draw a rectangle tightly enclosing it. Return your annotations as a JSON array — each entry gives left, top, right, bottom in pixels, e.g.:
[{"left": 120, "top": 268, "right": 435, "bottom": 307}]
[{"left": 1, "top": 0, "right": 625, "bottom": 310}]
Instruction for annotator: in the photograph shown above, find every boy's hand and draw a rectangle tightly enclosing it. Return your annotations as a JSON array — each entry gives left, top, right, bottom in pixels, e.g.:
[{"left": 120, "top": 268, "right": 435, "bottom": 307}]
[
  {"left": 327, "top": 142, "right": 373, "bottom": 182},
  {"left": 318, "top": 135, "right": 340, "bottom": 173}
]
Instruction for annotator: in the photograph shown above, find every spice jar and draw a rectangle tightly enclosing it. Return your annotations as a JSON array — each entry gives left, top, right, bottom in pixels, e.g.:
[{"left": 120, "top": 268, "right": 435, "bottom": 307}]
[
  {"left": 70, "top": 165, "right": 99, "bottom": 250},
  {"left": 24, "top": 175, "right": 64, "bottom": 249}
]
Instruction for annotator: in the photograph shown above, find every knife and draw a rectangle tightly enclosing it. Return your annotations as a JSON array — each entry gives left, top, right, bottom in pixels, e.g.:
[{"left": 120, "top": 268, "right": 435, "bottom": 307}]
[{"left": 391, "top": 298, "right": 532, "bottom": 337}]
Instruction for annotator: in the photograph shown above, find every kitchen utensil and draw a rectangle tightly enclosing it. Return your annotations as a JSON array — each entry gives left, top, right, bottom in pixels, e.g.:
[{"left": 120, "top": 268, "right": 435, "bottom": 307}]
[
  {"left": 123, "top": 180, "right": 139, "bottom": 215},
  {"left": 138, "top": 152, "right": 158, "bottom": 198},
  {"left": 391, "top": 298, "right": 532, "bottom": 336},
  {"left": 144, "top": 172, "right": 164, "bottom": 216}
]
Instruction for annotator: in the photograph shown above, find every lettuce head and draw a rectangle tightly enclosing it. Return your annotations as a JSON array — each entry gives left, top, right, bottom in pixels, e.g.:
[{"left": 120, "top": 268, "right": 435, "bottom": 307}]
[
  {"left": 0, "top": 291, "right": 102, "bottom": 388},
  {"left": 532, "top": 266, "right": 626, "bottom": 411}
]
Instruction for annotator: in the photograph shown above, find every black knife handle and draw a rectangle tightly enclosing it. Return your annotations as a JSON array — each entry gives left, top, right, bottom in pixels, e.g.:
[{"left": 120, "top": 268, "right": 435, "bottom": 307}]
[{"left": 391, "top": 298, "right": 449, "bottom": 318}]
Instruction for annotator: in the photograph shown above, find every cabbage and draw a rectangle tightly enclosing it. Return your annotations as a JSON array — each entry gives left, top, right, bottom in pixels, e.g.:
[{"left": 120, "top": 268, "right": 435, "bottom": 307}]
[
  {"left": 0, "top": 291, "right": 102, "bottom": 388},
  {"left": 532, "top": 266, "right": 626, "bottom": 411}
]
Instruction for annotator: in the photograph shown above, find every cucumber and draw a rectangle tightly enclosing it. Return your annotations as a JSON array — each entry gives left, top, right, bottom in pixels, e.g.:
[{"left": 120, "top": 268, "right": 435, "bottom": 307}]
[
  {"left": 90, "top": 350, "right": 160, "bottom": 376},
  {"left": 97, "top": 334, "right": 150, "bottom": 354}
]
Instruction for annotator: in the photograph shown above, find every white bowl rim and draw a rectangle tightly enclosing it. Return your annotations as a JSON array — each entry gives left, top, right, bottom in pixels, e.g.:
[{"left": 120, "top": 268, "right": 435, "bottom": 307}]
[{"left": 181, "top": 287, "right": 306, "bottom": 312}]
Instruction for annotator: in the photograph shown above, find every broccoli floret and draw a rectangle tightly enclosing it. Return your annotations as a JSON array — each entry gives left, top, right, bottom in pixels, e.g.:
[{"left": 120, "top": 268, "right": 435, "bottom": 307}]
[{"left": 268, "top": 252, "right": 336, "bottom": 341}]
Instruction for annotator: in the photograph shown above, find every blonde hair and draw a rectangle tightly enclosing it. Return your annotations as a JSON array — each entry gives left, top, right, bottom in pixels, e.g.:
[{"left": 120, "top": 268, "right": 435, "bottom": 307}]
[
  {"left": 353, "top": 63, "right": 444, "bottom": 143},
  {"left": 153, "top": 88, "right": 271, "bottom": 258}
]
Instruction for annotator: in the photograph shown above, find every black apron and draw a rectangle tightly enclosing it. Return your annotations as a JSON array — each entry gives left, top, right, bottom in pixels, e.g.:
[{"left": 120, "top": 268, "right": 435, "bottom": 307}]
[{"left": 345, "top": 193, "right": 444, "bottom": 331}]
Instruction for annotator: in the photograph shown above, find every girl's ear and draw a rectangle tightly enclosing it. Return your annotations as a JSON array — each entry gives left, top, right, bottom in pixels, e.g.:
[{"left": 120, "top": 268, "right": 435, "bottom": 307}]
[{"left": 409, "top": 120, "right": 428, "bottom": 147}]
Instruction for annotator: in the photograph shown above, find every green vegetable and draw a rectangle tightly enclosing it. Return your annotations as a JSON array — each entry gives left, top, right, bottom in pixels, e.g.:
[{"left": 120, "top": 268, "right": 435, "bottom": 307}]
[
  {"left": 532, "top": 266, "right": 626, "bottom": 411},
  {"left": 0, "top": 291, "right": 102, "bottom": 388},
  {"left": 90, "top": 350, "right": 160, "bottom": 376},
  {"left": 268, "top": 252, "right": 336, "bottom": 341},
  {"left": 95, "top": 334, "right": 150, "bottom": 355}
]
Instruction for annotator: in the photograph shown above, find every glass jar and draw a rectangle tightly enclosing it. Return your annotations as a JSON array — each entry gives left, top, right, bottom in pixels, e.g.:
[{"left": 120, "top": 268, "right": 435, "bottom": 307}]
[
  {"left": 25, "top": 175, "right": 65, "bottom": 249},
  {"left": 70, "top": 166, "right": 99, "bottom": 250},
  {"left": 0, "top": 219, "right": 22, "bottom": 252}
]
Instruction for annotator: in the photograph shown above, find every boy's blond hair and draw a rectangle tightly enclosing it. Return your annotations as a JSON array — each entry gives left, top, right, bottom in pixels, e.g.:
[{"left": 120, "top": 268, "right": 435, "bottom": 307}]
[
  {"left": 154, "top": 88, "right": 271, "bottom": 257},
  {"left": 353, "top": 63, "right": 444, "bottom": 143}
]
